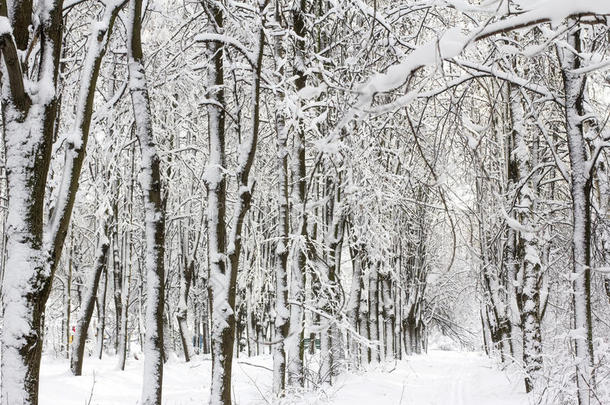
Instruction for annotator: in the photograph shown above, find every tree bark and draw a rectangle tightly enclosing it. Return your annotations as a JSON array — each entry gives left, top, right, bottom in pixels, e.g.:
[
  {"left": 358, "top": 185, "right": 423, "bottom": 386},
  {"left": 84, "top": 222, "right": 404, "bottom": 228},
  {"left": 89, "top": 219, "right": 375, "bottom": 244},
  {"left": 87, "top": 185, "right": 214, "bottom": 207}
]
[
  {"left": 96, "top": 266, "right": 108, "bottom": 360},
  {"left": 0, "top": 0, "right": 122, "bottom": 401},
  {"left": 559, "top": 27, "right": 595, "bottom": 405},
  {"left": 508, "top": 83, "right": 543, "bottom": 392},
  {"left": 127, "top": 0, "right": 167, "bottom": 402},
  {"left": 368, "top": 263, "right": 380, "bottom": 364},
  {"left": 286, "top": 0, "right": 309, "bottom": 388},
  {"left": 272, "top": 10, "right": 290, "bottom": 394},
  {"left": 71, "top": 220, "right": 111, "bottom": 375},
  {"left": 347, "top": 239, "right": 364, "bottom": 366},
  {"left": 381, "top": 271, "right": 395, "bottom": 360},
  {"left": 177, "top": 257, "right": 194, "bottom": 362},
  {"left": 204, "top": 2, "right": 267, "bottom": 403}
]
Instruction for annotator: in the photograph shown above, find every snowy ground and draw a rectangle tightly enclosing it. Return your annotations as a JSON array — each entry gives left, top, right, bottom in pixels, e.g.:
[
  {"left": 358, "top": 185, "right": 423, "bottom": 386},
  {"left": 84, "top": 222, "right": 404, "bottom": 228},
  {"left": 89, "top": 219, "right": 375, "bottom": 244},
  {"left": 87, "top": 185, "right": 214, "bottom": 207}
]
[{"left": 39, "top": 350, "right": 527, "bottom": 404}]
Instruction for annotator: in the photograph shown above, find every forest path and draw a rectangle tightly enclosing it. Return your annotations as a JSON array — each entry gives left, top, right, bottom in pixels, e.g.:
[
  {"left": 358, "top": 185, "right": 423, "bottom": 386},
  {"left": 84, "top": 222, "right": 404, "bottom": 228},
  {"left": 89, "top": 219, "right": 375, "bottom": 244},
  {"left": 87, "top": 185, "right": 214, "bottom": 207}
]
[
  {"left": 329, "top": 350, "right": 527, "bottom": 405},
  {"left": 37, "top": 350, "right": 526, "bottom": 404}
]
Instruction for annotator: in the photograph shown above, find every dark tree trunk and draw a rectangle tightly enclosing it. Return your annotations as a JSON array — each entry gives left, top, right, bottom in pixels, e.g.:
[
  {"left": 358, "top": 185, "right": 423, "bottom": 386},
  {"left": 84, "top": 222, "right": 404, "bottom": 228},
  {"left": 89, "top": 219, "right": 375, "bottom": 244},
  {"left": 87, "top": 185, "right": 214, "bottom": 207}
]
[
  {"left": 368, "top": 264, "right": 380, "bottom": 364},
  {"left": 71, "top": 223, "right": 111, "bottom": 375},
  {"left": 96, "top": 267, "right": 108, "bottom": 360}
]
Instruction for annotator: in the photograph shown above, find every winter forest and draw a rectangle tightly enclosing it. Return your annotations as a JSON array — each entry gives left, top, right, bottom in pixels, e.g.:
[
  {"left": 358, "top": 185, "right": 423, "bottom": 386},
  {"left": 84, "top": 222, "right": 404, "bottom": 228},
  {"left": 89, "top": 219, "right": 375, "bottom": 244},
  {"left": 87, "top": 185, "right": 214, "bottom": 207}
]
[{"left": 2, "top": 0, "right": 610, "bottom": 404}]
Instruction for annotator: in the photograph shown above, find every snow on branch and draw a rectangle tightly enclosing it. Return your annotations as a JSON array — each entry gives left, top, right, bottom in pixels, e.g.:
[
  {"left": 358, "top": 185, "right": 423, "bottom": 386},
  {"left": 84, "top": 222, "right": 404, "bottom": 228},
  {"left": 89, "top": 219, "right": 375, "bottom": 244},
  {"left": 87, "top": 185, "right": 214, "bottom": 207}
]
[
  {"left": 451, "top": 58, "right": 557, "bottom": 101},
  {"left": 472, "top": 1, "right": 610, "bottom": 41},
  {"left": 356, "top": 0, "right": 610, "bottom": 107},
  {"left": 194, "top": 33, "right": 257, "bottom": 68},
  {"left": 501, "top": 208, "right": 537, "bottom": 235},
  {"left": 0, "top": 16, "right": 12, "bottom": 35},
  {"left": 44, "top": 0, "right": 125, "bottom": 270}
]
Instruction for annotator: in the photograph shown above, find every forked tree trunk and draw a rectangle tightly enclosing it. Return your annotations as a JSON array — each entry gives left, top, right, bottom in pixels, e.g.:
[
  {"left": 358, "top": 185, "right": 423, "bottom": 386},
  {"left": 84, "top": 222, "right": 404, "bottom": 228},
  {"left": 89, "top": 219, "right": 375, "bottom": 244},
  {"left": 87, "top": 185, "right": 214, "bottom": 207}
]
[
  {"left": 0, "top": 1, "right": 121, "bottom": 402},
  {"left": 204, "top": 2, "right": 266, "bottom": 403}
]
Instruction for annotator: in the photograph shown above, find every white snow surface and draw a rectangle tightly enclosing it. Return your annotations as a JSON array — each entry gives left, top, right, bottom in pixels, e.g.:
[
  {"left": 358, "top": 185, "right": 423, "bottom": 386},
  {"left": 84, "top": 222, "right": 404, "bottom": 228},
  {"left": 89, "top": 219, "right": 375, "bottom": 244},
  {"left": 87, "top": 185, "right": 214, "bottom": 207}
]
[{"left": 35, "top": 350, "right": 526, "bottom": 404}]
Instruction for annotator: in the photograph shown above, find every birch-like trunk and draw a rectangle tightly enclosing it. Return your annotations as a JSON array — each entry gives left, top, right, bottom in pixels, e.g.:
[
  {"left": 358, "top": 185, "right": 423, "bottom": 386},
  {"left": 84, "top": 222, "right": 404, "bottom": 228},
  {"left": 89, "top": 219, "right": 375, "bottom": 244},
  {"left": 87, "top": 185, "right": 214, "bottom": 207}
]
[
  {"left": 381, "top": 271, "right": 395, "bottom": 360},
  {"left": 596, "top": 159, "right": 610, "bottom": 302},
  {"left": 359, "top": 263, "right": 370, "bottom": 362},
  {"left": 368, "top": 264, "right": 380, "bottom": 364},
  {"left": 508, "top": 83, "right": 543, "bottom": 392},
  {"left": 329, "top": 218, "right": 345, "bottom": 377},
  {"left": 286, "top": 0, "right": 309, "bottom": 387},
  {"left": 126, "top": 0, "right": 167, "bottom": 402},
  {"left": 272, "top": 11, "right": 290, "bottom": 394},
  {"left": 346, "top": 240, "right": 364, "bottom": 366},
  {"left": 559, "top": 27, "right": 595, "bottom": 405},
  {"left": 204, "top": 3, "right": 230, "bottom": 400},
  {"left": 112, "top": 218, "right": 123, "bottom": 352}
]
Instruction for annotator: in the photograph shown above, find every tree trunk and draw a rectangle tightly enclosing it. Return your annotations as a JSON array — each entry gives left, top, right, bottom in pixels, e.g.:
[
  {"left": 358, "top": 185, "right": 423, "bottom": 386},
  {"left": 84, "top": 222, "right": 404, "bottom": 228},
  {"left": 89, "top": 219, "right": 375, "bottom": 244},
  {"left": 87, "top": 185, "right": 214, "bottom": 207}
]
[
  {"left": 347, "top": 241, "right": 364, "bottom": 366},
  {"left": 381, "top": 271, "right": 395, "bottom": 360},
  {"left": 204, "top": 0, "right": 230, "bottom": 399},
  {"left": 71, "top": 221, "right": 111, "bottom": 375},
  {"left": 66, "top": 233, "right": 74, "bottom": 359},
  {"left": 286, "top": 0, "right": 309, "bottom": 388},
  {"left": 272, "top": 13, "right": 290, "bottom": 394},
  {"left": 328, "top": 211, "right": 345, "bottom": 377},
  {"left": 112, "top": 220, "right": 123, "bottom": 352},
  {"left": 360, "top": 265, "right": 370, "bottom": 363},
  {"left": 0, "top": 0, "right": 121, "bottom": 401},
  {"left": 177, "top": 258, "right": 194, "bottom": 362},
  {"left": 368, "top": 264, "right": 380, "bottom": 364},
  {"left": 508, "top": 83, "right": 543, "bottom": 392},
  {"left": 560, "top": 27, "right": 595, "bottom": 405},
  {"left": 96, "top": 266, "right": 108, "bottom": 360},
  {"left": 116, "top": 237, "right": 132, "bottom": 371},
  {"left": 127, "top": 0, "right": 167, "bottom": 402},
  {"left": 204, "top": 1, "right": 266, "bottom": 403}
]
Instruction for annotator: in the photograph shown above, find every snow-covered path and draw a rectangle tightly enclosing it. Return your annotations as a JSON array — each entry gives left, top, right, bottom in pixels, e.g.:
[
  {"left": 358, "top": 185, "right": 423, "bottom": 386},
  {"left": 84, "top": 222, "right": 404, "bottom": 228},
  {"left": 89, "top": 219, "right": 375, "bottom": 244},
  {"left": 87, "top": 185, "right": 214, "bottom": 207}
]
[
  {"left": 38, "top": 350, "right": 526, "bottom": 404},
  {"left": 330, "top": 351, "right": 526, "bottom": 405}
]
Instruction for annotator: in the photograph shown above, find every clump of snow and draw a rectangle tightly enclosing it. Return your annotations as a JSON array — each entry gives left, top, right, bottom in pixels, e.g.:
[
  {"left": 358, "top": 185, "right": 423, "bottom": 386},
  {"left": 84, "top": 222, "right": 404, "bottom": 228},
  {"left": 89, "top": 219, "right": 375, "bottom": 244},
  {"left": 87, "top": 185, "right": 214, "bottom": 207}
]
[{"left": 0, "top": 17, "right": 13, "bottom": 35}]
